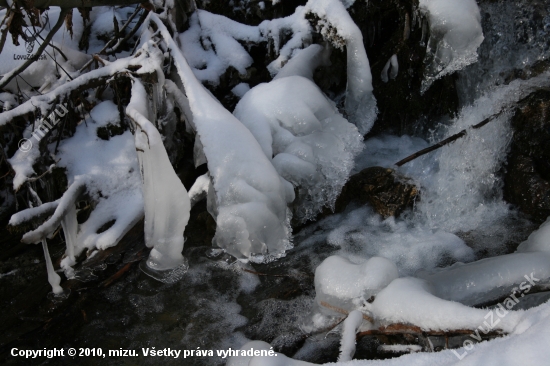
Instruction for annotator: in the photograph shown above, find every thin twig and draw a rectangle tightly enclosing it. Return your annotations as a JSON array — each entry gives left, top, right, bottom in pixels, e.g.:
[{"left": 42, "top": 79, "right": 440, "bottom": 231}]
[
  {"left": 241, "top": 268, "right": 289, "bottom": 277},
  {"left": 395, "top": 111, "right": 504, "bottom": 167},
  {"left": 0, "top": 8, "right": 71, "bottom": 90},
  {"left": 320, "top": 301, "right": 374, "bottom": 323},
  {"left": 78, "top": 6, "right": 142, "bottom": 72},
  {"left": 104, "top": 8, "right": 149, "bottom": 55}
]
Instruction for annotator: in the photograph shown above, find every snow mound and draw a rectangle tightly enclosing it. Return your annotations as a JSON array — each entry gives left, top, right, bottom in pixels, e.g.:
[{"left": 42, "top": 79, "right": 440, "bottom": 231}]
[{"left": 314, "top": 255, "right": 398, "bottom": 315}]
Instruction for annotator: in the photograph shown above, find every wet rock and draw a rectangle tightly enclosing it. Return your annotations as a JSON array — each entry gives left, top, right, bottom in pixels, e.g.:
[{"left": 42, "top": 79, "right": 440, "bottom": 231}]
[
  {"left": 336, "top": 166, "right": 419, "bottom": 219},
  {"left": 504, "top": 90, "right": 550, "bottom": 223}
]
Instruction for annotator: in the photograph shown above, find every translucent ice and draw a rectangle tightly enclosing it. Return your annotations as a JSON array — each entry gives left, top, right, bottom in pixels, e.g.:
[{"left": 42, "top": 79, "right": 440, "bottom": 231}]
[{"left": 127, "top": 78, "right": 191, "bottom": 272}]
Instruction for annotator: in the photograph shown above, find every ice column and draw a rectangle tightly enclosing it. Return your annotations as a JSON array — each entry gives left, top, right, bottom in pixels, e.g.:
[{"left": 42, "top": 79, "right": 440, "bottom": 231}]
[{"left": 127, "top": 79, "right": 191, "bottom": 281}]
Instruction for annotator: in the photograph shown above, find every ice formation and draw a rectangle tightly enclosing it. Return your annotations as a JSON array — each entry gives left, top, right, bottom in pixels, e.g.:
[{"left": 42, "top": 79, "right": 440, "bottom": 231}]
[
  {"left": 338, "top": 310, "right": 363, "bottom": 361},
  {"left": 41, "top": 239, "right": 63, "bottom": 295},
  {"left": 126, "top": 78, "right": 191, "bottom": 274},
  {"left": 59, "top": 203, "right": 78, "bottom": 278},
  {"left": 234, "top": 44, "right": 363, "bottom": 222},
  {"left": 305, "top": 0, "right": 377, "bottom": 134},
  {"left": 153, "top": 15, "right": 293, "bottom": 262},
  {"left": 419, "top": 0, "right": 484, "bottom": 91}
]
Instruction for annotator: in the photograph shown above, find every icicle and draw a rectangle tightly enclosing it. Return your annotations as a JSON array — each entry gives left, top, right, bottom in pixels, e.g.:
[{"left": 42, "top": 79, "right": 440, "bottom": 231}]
[
  {"left": 338, "top": 310, "right": 363, "bottom": 362},
  {"left": 41, "top": 239, "right": 63, "bottom": 295},
  {"left": 60, "top": 203, "right": 77, "bottom": 278}
]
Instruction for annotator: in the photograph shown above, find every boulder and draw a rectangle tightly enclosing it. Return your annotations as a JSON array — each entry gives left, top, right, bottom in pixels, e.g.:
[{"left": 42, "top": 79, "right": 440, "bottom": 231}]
[{"left": 336, "top": 166, "right": 419, "bottom": 218}]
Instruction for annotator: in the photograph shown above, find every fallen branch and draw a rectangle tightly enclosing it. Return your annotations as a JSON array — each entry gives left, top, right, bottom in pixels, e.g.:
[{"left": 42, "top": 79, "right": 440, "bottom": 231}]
[
  {"left": 320, "top": 301, "right": 374, "bottom": 323},
  {"left": 395, "top": 113, "right": 503, "bottom": 167}
]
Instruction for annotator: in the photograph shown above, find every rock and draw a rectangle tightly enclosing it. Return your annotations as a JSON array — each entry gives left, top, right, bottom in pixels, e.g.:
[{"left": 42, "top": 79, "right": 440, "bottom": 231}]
[
  {"left": 504, "top": 90, "right": 550, "bottom": 223},
  {"left": 335, "top": 166, "right": 419, "bottom": 218}
]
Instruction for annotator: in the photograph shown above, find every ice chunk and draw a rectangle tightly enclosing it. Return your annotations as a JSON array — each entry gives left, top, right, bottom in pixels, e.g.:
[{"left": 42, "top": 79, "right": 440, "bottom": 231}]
[
  {"left": 314, "top": 255, "right": 399, "bottom": 314},
  {"left": 126, "top": 78, "right": 191, "bottom": 273},
  {"left": 419, "top": 0, "right": 484, "bottom": 92},
  {"left": 226, "top": 341, "right": 273, "bottom": 366}
]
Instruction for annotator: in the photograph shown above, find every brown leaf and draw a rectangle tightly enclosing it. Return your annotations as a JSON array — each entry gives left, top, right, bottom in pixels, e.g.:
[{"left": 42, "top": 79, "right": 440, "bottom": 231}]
[{"left": 65, "top": 9, "right": 73, "bottom": 39}]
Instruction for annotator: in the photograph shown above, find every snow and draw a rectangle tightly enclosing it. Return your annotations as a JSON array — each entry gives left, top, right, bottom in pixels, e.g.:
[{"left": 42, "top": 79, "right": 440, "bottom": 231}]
[
  {"left": 179, "top": 10, "right": 262, "bottom": 85},
  {"left": 188, "top": 173, "right": 211, "bottom": 207},
  {"left": 234, "top": 50, "right": 363, "bottom": 222},
  {"left": 127, "top": 78, "right": 191, "bottom": 272},
  {"left": 272, "top": 44, "right": 329, "bottom": 81},
  {"left": 231, "top": 83, "right": 251, "bottom": 98},
  {"left": 419, "top": 0, "right": 484, "bottom": 92},
  {"left": 53, "top": 100, "right": 143, "bottom": 253},
  {"left": 154, "top": 15, "right": 294, "bottom": 262}
]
